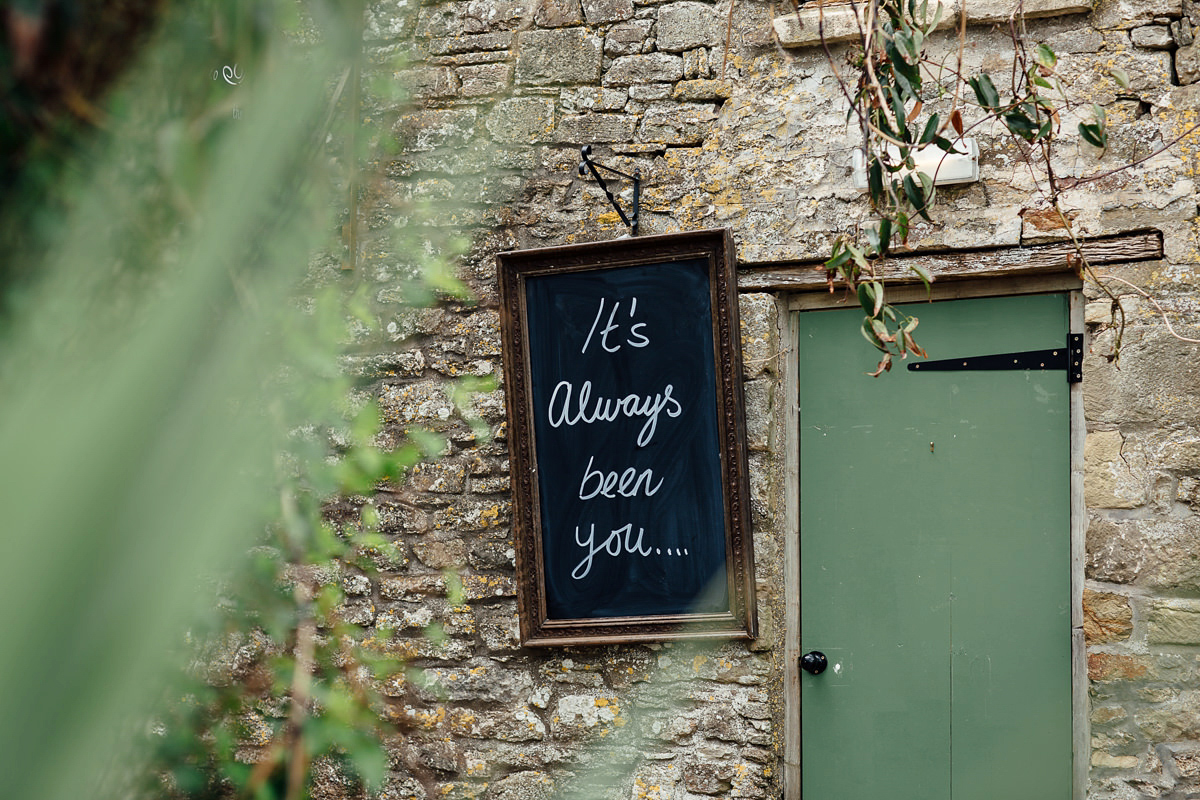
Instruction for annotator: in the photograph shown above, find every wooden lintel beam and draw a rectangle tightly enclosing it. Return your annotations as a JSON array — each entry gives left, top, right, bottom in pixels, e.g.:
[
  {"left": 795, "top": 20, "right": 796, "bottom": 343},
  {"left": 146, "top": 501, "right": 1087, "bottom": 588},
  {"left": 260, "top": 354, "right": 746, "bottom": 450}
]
[{"left": 737, "top": 231, "right": 1164, "bottom": 292}]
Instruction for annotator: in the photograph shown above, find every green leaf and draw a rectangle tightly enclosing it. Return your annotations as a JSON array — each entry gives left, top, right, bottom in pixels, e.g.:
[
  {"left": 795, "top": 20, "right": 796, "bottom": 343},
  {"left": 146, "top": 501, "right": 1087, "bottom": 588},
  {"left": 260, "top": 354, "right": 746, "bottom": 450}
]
[
  {"left": 902, "top": 174, "right": 932, "bottom": 221},
  {"left": 919, "top": 113, "right": 940, "bottom": 145},
  {"left": 865, "top": 226, "right": 881, "bottom": 256},
  {"left": 825, "top": 243, "right": 853, "bottom": 271},
  {"left": 858, "top": 281, "right": 877, "bottom": 315},
  {"left": 877, "top": 217, "right": 892, "bottom": 254},
  {"left": 889, "top": 90, "right": 911, "bottom": 142},
  {"left": 870, "top": 317, "right": 893, "bottom": 342},
  {"left": 870, "top": 281, "right": 886, "bottom": 317},
  {"left": 932, "top": 135, "right": 958, "bottom": 152},
  {"left": 1003, "top": 111, "right": 1038, "bottom": 141},
  {"left": 1110, "top": 66, "right": 1131, "bottom": 89},
  {"left": 969, "top": 74, "right": 1000, "bottom": 110},
  {"left": 1079, "top": 122, "right": 1107, "bottom": 148},
  {"left": 911, "top": 263, "right": 932, "bottom": 291},
  {"left": 1092, "top": 103, "right": 1107, "bottom": 125},
  {"left": 861, "top": 317, "right": 886, "bottom": 351},
  {"left": 868, "top": 160, "right": 884, "bottom": 200},
  {"left": 1035, "top": 43, "right": 1057, "bottom": 69},
  {"left": 929, "top": 1, "right": 944, "bottom": 29}
]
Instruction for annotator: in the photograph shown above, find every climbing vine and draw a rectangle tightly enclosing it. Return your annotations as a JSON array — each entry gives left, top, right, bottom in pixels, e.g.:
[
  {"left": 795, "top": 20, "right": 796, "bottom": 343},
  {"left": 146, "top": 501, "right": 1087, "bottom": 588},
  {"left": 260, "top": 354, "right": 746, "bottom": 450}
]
[{"left": 806, "top": 0, "right": 1196, "bottom": 374}]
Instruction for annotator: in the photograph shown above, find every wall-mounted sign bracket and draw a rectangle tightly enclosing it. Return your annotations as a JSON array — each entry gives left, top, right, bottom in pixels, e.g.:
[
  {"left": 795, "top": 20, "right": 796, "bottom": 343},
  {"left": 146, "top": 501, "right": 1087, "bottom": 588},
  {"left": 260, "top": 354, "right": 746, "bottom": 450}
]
[
  {"left": 908, "top": 334, "right": 1083, "bottom": 383},
  {"left": 577, "top": 145, "right": 640, "bottom": 235}
]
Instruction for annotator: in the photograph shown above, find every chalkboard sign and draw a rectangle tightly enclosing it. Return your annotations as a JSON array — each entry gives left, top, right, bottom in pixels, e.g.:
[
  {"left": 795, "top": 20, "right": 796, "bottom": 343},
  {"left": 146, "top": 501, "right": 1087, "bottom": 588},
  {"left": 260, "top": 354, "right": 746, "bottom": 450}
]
[{"left": 498, "top": 229, "right": 756, "bottom": 645}]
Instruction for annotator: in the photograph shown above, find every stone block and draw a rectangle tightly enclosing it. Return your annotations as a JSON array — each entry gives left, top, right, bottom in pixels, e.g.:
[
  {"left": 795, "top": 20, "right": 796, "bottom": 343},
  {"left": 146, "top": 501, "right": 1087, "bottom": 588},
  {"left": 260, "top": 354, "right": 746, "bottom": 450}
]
[
  {"left": 560, "top": 86, "right": 629, "bottom": 112},
  {"left": 1179, "top": 43, "right": 1200, "bottom": 84},
  {"left": 583, "top": 0, "right": 635, "bottom": 23},
  {"left": 673, "top": 78, "right": 732, "bottom": 101},
  {"left": 477, "top": 604, "right": 522, "bottom": 651},
  {"left": 739, "top": 293, "right": 777, "bottom": 379},
  {"left": 490, "top": 772, "right": 555, "bottom": 800},
  {"left": 1092, "top": 705, "right": 1129, "bottom": 725},
  {"left": 1135, "top": 690, "right": 1200, "bottom": 740},
  {"left": 628, "top": 83, "right": 673, "bottom": 101},
  {"left": 515, "top": 28, "right": 603, "bottom": 85},
  {"left": 1087, "top": 516, "right": 1200, "bottom": 593},
  {"left": 1174, "top": 17, "right": 1195, "bottom": 45},
  {"left": 381, "top": 378, "right": 459, "bottom": 425},
  {"left": 432, "top": 499, "right": 510, "bottom": 532},
  {"left": 551, "top": 695, "right": 622, "bottom": 737},
  {"left": 409, "top": 461, "right": 468, "bottom": 493},
  {"left": 1170, "top": 747, "right": 1200, "bottom": 779},
  {"left": 1093, "top": 0, "right": 1184, "bottom": 30},
  {"left": 381, "top": 575, "right": 448, "bottom": 601},
  {"left": 743, "top": 379, "right": 772, "bottom": 451},
  {"left": 1132, "top": 24, "right": 1174, "bottom": 47},
  {"left": 554, "top": 113, "right": 638, "bottom": 143},
  {"left": 429, "top": 32, "right": 515, "bottom": 55},
  {"left": 1084, "top": 327, "right": 1200, "bottom": 425},
  {"left": 460, "top": 573, "right": 517, "bottom": 599},
  {"left": 774, "top": 0, "right": 1093, "bottom": 47},
  {"left": 413, "top": 662, "right": 534, "bottom": 703},
  {"left": 417, "top": 0, "right": 531, "bottom": 38},
  {"left": 683, "top": 46, "right": 711, "bottom": 78},
  {"left": 1088, "top": 652, "right": 1152, "bottom": 682},
  {"left": 343, "top": 573, "right": 371, "bottom": 596},
  {"left": 1147, "top": 599, "right": 1200, "bottom": 644},
  {"left": 1159, "top": 431, "right": 1200, "bottom": 471},
  {"left": 485, "top": 97, "right": 557, "bottom": 144},
  {"left": 1180, "top": 475, "right": 1200, "bottom": 507},
  {"left": 605, "top": 20, "right": 654, "bottom": 55},
  {"left": 657, "top": 1, "right": 722, "bottom": 51},
  {"left": 535, "top": 0, "right": 584, "bottom": 26},
  {"left": 1045, "top": 26, "right": 1106, "bottom": 52},
  {"left": 409, "top": 66, "right": 461, "bottom": 99},
  {"left": 414, "top": 537, "right": 470, "bottom": 569},
  {"left": 1092, "top": 752, "right": 1139, "bottom": 768},
  {"left": 604, "top": 53, "right": 685, "bottom": 85},
  {"left": 458, "top": 63, "right": 513, "bottom": 97},
  {"left": 366, "top": 0, "right": 419, "bottom": 40},
  {"left": 395, "top": 109, "right": 479, "bottom": 153},
  {"left": 683, "top": 760, "right": 735, "bottom": 794},
  {"left": 637, "top": 102, "right": 718, "bottom": 144},
  {"left": 1084, "top": 589, "right": 1134, "bottom": 644},
  {"left": 1084, "top": 430, "right": 1143, "bottom": 509}
]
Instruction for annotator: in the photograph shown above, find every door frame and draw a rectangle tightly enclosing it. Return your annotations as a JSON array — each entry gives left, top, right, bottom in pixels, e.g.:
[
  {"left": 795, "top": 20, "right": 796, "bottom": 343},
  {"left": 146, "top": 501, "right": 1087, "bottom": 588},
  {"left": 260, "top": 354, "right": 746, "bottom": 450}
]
[{"left": 777, "top": 273, "right": 1087, "bottom": 800}]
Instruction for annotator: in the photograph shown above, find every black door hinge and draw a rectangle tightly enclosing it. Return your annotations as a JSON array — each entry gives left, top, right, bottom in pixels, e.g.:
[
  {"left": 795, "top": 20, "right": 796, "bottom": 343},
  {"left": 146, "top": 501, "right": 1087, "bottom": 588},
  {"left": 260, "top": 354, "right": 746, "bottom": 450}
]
[{"left": 908, "top": 333, "right": 1082, "bottom": 383}]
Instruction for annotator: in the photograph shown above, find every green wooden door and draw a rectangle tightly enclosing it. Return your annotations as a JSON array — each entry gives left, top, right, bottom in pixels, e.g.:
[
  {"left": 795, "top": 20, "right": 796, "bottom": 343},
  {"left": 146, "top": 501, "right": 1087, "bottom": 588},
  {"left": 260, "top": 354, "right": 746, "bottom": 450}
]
[{"left": 798, "top": 293, "right": 1072, "bottom": 799}]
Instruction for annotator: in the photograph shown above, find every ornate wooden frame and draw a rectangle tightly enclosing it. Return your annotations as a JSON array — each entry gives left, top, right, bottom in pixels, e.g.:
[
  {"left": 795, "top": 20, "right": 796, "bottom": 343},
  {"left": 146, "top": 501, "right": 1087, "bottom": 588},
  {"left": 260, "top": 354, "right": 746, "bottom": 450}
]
[{"left": 498, "top": 228, "right": 757, "bottom": 646}]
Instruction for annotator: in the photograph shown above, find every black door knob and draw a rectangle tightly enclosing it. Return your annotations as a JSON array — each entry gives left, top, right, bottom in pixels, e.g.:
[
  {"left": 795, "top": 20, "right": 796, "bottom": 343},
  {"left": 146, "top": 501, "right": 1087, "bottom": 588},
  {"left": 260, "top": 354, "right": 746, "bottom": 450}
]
[{"left": 800, "top": 651, "right": 828, "bottom": 675}]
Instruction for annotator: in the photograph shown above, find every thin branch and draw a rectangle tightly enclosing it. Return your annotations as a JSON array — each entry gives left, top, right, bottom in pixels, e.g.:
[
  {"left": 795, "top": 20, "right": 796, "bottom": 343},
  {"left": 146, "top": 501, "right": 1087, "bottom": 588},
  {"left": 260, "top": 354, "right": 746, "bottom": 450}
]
[
  {"left": 1056, "top": 119, "right": 1200, "bottom": 189},
  {"left": 1096, "top": 274, "right": 1200, "bottom": 344}
]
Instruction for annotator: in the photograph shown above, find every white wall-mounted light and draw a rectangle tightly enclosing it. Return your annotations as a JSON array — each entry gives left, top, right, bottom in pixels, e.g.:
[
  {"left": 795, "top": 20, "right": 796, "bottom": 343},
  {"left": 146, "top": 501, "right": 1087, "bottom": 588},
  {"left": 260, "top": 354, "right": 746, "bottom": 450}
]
[{"left": 851, "top": 138, "right": 979, "bottom": 189}]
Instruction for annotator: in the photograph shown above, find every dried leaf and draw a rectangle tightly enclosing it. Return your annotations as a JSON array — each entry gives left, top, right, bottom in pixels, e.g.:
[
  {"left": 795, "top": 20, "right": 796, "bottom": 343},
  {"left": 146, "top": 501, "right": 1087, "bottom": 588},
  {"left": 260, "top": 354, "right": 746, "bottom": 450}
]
[{"left": 867, "top": 352, "right": 893, "bottom": 377}]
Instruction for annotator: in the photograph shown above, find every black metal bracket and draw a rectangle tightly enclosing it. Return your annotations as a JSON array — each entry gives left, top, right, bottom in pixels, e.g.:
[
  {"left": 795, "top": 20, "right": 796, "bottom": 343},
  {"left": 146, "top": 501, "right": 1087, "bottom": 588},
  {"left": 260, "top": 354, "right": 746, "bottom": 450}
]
[
  {"left": 908, "top": 333, "right": 1083, "bottom": 383},
  {"left": 577, "top": 145, "right": 640, "bottom": 235}
]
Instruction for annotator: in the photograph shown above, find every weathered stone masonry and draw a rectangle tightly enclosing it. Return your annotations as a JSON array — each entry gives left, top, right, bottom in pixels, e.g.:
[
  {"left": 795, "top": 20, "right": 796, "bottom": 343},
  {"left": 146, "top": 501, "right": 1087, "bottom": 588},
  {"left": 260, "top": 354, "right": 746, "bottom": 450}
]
[{"left": 320, "top": 0, "right": 1200, "bottom": 796}]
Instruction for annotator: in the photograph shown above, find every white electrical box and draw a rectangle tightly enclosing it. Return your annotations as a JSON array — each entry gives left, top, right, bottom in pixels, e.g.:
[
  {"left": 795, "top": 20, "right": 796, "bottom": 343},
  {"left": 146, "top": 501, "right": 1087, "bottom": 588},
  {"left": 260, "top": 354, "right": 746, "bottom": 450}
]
[{"left": 851, "top": 138, "right": 979, "bottom": 188}]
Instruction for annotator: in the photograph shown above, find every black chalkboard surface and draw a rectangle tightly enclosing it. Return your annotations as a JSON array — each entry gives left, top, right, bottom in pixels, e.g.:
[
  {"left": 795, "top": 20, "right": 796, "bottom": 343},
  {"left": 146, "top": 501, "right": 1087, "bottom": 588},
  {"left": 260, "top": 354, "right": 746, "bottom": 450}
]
[{"left": 499, "top": 229, "right": 756, "bottom": 646}]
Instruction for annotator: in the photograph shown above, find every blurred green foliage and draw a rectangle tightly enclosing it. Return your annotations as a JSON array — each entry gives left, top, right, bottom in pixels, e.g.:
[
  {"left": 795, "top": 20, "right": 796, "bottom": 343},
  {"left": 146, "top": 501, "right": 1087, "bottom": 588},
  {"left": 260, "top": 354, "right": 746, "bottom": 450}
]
[{"left": 0, "top": 1, "right": 467, "bottom": 797}]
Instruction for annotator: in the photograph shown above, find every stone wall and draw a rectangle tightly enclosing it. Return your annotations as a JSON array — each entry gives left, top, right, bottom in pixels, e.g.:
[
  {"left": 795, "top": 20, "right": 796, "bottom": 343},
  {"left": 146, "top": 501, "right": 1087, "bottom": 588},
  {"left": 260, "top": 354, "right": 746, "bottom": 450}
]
[{"left": 324, "top": 0, "right": 1200, "bottom": 796}]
